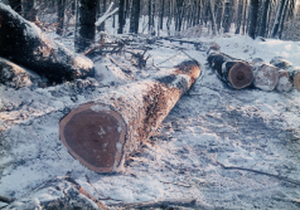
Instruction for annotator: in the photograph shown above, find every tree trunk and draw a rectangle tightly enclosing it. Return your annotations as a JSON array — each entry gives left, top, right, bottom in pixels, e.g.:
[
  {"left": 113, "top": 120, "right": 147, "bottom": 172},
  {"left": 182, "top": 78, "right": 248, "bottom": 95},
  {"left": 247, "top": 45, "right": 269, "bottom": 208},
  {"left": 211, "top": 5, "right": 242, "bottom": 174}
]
[
  {"left": 222, "top": 0, "right": 232, "bottom": 33},
  {"left": 75, "top": 0, "right": 97, "bottom": 53},
  {"left": 0, "top": 57, "right": 41, "bottom": 89},
  {"left": 251, "top": 62, "right": 279, "bottom": 91},
  {"left": 258, "top": 0, "right": 270, "bottom": 37},
  {"left": 97, "top": 0, "right": 106, "bottom": 32},
  {"left": 277, "top": 0, "right": 289, "bottom": 39},
  {"left": 0, "top": 3, "right": 94, "bottom": 84},
  {"left": 8, "top": 0, "right": 22, "bottom": 14},
  {"left": 208, "top": 0, "right": 217, "bottom": 35},
  {"left": 129, "top": 0, "right": 140, "bottom": 34},
  {"left": 57, "top": 0, "right": 66, "bottom": 36},
  {"left": 117, "top": 0, "right": 125, "bottom": 34},
  {"left": 207, "top": 46, "right": 253, "bottom": 89},
  {"left": 235, "top": 0, "right": 244, "bottom": 34},
  {"left": 248, "top": 0, "right": 259, "bottom": 39},
  {"left": 270, "top": 57, "right": 299, "bottom": 91},
  {"left": 215, "top": 0, "right": 223, "bottom": 32},
  {"left": 271, "top": 0, "right": 285, "bottom": 38},
  {"left": 159, "top": 0, "right": 165, "bottom": 30},
  {"left": 23, "top": 0, "right": 36, "bottom": 22},
  {"left": 59, "top": 60, "right": 201, "bottom": 173}
]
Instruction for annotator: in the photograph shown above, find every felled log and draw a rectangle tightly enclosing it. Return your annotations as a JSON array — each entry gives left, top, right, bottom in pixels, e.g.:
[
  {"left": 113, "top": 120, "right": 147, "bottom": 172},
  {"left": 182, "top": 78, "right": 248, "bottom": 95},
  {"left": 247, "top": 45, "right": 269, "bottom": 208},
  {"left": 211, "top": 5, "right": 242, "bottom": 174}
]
[
  {"left": 270, "top": 57, "right": 300, "bottom": 91},
  {"left": 0, "top": 57, "right": 42, "bottom": 89},
  {"left": 0, "top": 3, "right": 94, "bottom": 83},
  {"left": 59, "top": 60, "right": 201, "bottom": 173},
  {"left": 207, "top": 50, "right": 253, "bottom": 89},
  {"left": 251, "top": 62, "right": 279, "bottom": 91}
]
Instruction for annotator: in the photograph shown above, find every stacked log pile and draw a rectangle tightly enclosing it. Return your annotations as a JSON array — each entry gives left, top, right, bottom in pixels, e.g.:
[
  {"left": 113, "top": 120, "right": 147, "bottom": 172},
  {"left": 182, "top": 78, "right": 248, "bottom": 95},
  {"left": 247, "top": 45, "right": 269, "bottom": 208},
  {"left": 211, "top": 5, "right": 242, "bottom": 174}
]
[
  {"left": 59, "top": 60, "right": 201, "bottom": 173},
  {"left": 207, "top": 43, "right": 298, "bottom": 92}
]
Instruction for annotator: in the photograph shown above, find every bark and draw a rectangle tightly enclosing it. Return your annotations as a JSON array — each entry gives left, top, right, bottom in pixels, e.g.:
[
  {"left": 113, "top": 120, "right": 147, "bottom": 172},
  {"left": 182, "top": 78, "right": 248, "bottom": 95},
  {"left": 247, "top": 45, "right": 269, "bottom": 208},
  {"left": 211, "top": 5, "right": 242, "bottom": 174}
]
[
  {"left": 277, "top": 0, "right": 289, "bottom": 39},
  {"left": 0, "top": 57, "right": 41, "bottom": 89},
  {"left": 235, "top": 0, "right": 244, "bottom": 34},
  {"left": 159, "top": 0, "right": 165, "bottom": 30},
  {"left": 57, "top": 0, "right": 66, "bottom": 36},
  {"left": 248, "top": 0, "right": 259, "bottom": 39},
  {"left": 222, "top": 0, "right": 232, "bottom": 33},
  {"left": 75, "top": 0, "right": 97, "bottom": 53},
  {"left": 117, "top": 0, "right": 125, "bottom": 34},
  {"left": 98, "top": 0, "right": 106, "bottom": 32},
  {"left": 271, "top": 0, "right": 285, "bottom": 38},
  {"left": 175, "top": 0, "right": 184, "bottom": 32},
  {"left": 208, "top": 0, "right": 217, "bottom": 35},
  {"left": 215, "top": 0, "right": 223, "bottom": 32},
  {"left": 0, "top": 3, "right": 94, "bottom": 83},
  {"left": 270, "top": 57, "right": 299, "bottom": 91},
  {"left": 207, "top": 46, "right": 253, "bottom": 89},
  {"left": 59, "top": 60, "right": 201, "bottom": 173},
  {"left": 129, "top": 0, "right": 140, "bottom": 34}
]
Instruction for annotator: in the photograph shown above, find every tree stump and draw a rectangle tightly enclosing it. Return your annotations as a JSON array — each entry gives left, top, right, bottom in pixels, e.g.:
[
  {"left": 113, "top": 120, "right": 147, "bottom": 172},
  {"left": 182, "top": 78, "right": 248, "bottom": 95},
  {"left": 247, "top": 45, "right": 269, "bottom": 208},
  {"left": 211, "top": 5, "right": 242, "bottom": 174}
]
[
  {"left": 59, "top": 60, "right": 201, "bottom": 173},
  {"left": 0, "top": 3, "right": 94, "bottom": 84},
  {"left": 207, "top": 50, "right": 253, "bottom": 89}
]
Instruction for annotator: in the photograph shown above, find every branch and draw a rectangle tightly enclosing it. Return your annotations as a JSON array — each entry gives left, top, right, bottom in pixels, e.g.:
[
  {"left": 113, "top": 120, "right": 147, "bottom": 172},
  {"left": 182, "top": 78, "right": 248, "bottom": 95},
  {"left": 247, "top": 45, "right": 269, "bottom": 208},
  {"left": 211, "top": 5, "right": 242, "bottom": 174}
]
[
  {"left": 95, "top": 2, "right": 119, "bottom": 27},
  {"left": 216, "top": 161, "right": 300, "bottom": 186}
]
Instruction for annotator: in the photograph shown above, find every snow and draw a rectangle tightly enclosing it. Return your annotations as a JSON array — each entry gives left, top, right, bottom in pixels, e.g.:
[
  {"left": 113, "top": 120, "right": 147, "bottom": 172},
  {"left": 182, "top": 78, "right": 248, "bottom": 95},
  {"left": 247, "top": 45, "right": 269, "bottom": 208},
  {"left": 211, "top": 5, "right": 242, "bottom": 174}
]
[{"left": 1, "top": 30, "right": 300, "bottom": 209}]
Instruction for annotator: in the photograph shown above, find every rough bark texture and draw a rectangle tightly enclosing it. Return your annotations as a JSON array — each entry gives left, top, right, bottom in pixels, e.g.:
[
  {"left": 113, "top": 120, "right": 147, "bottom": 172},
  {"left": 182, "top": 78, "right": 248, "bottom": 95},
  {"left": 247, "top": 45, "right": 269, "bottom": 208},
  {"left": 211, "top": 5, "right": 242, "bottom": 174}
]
[
  {"left": 0, "top": 3, "right": 94, "bottom": 84},
  {"left": 207, "top": 48, "right": 253, "bottom": 89},
  {"left": 59, "top": 60, "right": 201, "bottom": 173},
  {"left": 0, "top": 57, "right": 41, "bottom": 89}
]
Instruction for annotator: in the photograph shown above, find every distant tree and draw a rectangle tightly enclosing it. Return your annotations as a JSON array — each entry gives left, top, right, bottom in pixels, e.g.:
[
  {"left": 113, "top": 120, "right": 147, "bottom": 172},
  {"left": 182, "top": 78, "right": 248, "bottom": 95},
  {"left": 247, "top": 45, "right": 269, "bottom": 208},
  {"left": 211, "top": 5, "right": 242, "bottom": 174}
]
[
  {"left": 97, "top": 0, "right": 106, "bottom": 31},
  {"left": 278, "top": 0, "right": 295, "bottom": 39},
  {"left": 208, "top": 0, "right": 217, "bottom": 35},
  {"left": 129, "top": 0, "right": 140, "bottom": 34},
  {"left": 8, "top": 0, "right": 22, "bottom": 14},
  {"left": 271, "top": 0, "right": 286, "bottom": 38},
  {"left": 215, "top": 0, "right": 223, "bottom": 32},
  {"left": 222, "top": 0, "right": 233, "bottom": 33},
  {"left": 159, "top": 0, "right": 165, "bottom": 30},
  {"left": 23, "top": 0, "right": 36, "bottom": 22},
  {"left": 258, "top": 0, "right": 270, "bottom": 37},
  {"left": 235, "top": 0, "right": 244, "bottom": 34},
  {"left": 118, "top": 0, "right": 125, "bottom": 34},
  {"left": 175, "top": 0, "right": 184, "bottom": 32},
  {"left": 248, "top": 0, "right": 259, "bottom": 39},
  {"left": 75, "top": 0, "right": 97, "bottom": 53},
  {"left": 57, "top": 0, "right": 66, "bottom": 36}
]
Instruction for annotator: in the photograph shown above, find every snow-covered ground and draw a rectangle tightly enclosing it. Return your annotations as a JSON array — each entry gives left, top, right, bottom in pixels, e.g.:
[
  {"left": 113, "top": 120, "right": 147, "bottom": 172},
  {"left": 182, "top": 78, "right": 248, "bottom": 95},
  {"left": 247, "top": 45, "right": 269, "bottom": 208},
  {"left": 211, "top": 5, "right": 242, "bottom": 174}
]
[{"left": 1, "top": 32, "right": 300, "bottom": 209}]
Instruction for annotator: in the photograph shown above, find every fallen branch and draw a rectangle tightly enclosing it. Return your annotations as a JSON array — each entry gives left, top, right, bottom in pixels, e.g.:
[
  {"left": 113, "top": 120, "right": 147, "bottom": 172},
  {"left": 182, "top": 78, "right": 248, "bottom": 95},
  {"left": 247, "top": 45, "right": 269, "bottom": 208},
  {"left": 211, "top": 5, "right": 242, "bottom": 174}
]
[
  {"left": 59, "top": 60, "right": 201, "bottom": 173},
  {"left": 95, "top": 2, "right": 119, "bottom": 27},
  {"left": 216, "top": 161, "right": 300, "bottom": 186}
]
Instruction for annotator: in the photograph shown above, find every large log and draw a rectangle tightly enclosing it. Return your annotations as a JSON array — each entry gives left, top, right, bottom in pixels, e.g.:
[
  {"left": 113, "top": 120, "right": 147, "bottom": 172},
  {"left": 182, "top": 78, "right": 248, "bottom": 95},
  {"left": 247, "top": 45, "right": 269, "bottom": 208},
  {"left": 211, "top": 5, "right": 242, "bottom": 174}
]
[
  {"left": 0, "top": 3, "right": 94, "bottom": 83},
  {"left": 0, "top": 57, "right": 41, "bottom": 89},
  {"left": 270, "top": 57, "right": 300, "bottom": 91},
  {"left": 207, "top": 50, "right": 253, "bottom": 89},
  {"left": 59, "top": 60, "right": 201, "bottom": 173}
]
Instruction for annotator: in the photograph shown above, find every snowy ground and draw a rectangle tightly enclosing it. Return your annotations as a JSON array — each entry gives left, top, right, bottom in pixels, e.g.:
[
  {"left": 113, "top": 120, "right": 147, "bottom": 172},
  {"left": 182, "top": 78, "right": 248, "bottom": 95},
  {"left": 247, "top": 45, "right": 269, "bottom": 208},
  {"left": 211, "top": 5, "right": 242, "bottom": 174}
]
[{"left": 1, "top": 34, "right": 300, "bottom": 209}]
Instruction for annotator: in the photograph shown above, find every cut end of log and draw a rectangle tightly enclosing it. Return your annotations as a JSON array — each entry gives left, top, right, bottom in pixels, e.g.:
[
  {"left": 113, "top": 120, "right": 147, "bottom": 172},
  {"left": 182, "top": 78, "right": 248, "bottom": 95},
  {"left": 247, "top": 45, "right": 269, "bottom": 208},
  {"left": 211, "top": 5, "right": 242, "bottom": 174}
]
[
  {"left": 59, "top": 102, "right": 127, "bottom": 173},
  {"left": 276, "top": 70, "right": 293, "bottom": 92},
  {"left": 228, "top": 62, "right": 253, "bottom": 89},
  {"left": 254, "top": 64, "right": 278, "bottom": 91}
]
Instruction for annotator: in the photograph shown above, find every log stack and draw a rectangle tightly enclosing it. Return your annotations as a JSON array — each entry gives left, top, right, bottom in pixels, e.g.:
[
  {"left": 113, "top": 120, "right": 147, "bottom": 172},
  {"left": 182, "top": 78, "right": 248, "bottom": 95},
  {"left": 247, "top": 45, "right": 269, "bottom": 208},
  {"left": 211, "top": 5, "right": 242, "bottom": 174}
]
[{"left": 59, "top": 60, "right": 201, "bottom": 173}]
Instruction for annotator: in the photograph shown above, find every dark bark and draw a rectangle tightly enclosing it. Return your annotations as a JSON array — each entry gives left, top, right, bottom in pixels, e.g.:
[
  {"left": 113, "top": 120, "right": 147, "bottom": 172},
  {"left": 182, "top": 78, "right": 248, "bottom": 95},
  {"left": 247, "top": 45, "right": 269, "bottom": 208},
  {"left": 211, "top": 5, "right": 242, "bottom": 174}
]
[
  {"left": 117, "top": 0, "right": 125, "bottom": 34},
  {"left": 242, "top": 0, "right": 248, "bottom": 34},
  {"left": 207, "top": 46, "right": 253, "bottom": 89},
  {"left": 59, "top": 60, "right": 201, "bottom": 173},
  {"left": 278, "top": 0, "right": 289, "bottom": 39},
  {"left": 8, "top": 0, "right": 22, "bottom": 14},
  {"left": 215, "top": 0, "right": 223, "bottom": 32},
  {"left": 159, "top": 0, "right": 164, "bottom": 30},
  {"left": 258, "top": 0, "right": 270, "bottom": 37},
  {"left": 0, "top": 3, "right": 94, "bottom": 84},
  {"left": 248, "top": 0, "right": 259, "bottom": 39},
  {"left": 208, "top": 0, "right": 217, "bottom": 35},
  {"left": 23, "top": 0, "right": 36, "bottom": 22},
  {"left": 129, "top": 0, "right": 140, "bottom": 34},
  {"left": 98, "top": 0, "right": 106, "bottom": 32},
  {"left": 148, "top": 0, "right": 152, "bottom": 33},
  {"left": 235, "top": 0, "right": 243, "bottom": 34},
  {"left": 57, "top": 0, "right": 66, "bottom": 36},
  {"left": 175, "top": 0, "right": 184, "bottom": 32},
  {"left": 75, "top": 0, "right": 97, "bottom": 53},
  {"left": 271, "top": 0, "right": 285, "bottom": 38}
]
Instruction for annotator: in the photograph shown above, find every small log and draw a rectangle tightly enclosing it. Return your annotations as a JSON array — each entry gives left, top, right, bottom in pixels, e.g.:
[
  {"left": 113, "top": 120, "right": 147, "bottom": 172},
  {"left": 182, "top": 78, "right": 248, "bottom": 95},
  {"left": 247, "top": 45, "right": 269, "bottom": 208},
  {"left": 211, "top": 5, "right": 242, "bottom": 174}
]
[
  {"left": 207, "top": 50, "right": 253, "bottom": 89},
  {"left": 270, "top": 57, "right": 300, "bottom": 91},
  {"left": 59, "top": 60, "right": 201, "bottom": 173},
  {"left": 251, "top": 63, "right": 278, "bottom": 91},
  {"left": 0, "top": 57, "right": 41, "bottom": 89},
  {"left": 276, "top": 69, "right": 293, "bottom": 92},
  {"left": 0, "top": 3, "right": 94, "bottom": 83}
]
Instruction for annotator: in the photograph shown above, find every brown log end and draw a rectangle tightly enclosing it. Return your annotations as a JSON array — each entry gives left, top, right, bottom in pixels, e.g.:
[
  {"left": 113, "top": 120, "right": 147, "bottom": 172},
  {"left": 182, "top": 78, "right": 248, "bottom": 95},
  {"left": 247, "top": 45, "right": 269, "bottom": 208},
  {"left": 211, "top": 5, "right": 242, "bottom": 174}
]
[
  {"left": 59, "top": 102, "right": 127, "bottom": 173},
  {"left": 293, "top": 71, "right": 300, "bottom": 91},
  {"left": 254, "top": 64, "right": 278, "bottom": 91},
  {"left": 276, "top": 70, "right": 293, "bottom": 92},
  {"left": 228, "top": 62, "right": 253, "bottom": 89}
]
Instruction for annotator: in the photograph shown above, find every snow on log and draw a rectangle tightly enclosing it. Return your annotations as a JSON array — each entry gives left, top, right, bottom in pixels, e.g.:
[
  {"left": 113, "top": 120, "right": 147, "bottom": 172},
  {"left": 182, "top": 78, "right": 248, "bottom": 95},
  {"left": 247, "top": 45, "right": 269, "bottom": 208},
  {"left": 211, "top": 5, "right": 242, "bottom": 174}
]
[
  {"left": 251, "top": 62, "right": 278, "bottom": 91},
  {"left": 0, "top": 3, "right": 94, "bottom": 83},
  {"left": 207, "top": 50, "right": 253, "bottom": 89},
  {"left": 0, "top": 57, "right": 41, "bottom": 89},
  {"left": 276, "top": 69, "right": 293, "bottom": 92},
  {"left": 270, "top": 57, "right": 300, "bottom": 91},
  {"left": 59, "top": 60, "right": 201, "bottom": 173}
]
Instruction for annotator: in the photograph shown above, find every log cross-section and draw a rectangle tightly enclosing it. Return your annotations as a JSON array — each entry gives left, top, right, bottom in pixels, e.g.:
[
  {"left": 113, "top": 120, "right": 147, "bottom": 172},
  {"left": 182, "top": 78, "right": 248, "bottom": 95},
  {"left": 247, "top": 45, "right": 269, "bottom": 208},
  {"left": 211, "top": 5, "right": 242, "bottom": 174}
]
[{"left": 59, "top": 60, "right": 201, "bottom": 173}]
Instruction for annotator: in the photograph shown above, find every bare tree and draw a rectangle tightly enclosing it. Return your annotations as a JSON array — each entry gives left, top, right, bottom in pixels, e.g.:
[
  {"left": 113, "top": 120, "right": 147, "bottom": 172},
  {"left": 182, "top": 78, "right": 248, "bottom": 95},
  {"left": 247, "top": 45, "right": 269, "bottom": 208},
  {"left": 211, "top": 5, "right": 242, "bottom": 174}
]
[
  {"left": 57, "top": 0, "right": 66, "bottom": 35},
  {"left": 118, "top": 0, "right": 125, "bottom": 34},
  {"left": 222, "top": 0, "right": 233, "bottom": 33},
  {"left": 75, "top": 0, "right": 97, "bottom": 53},
  {"left": 258, "top": 0, "right": 270, "bottom": 37},
  {"left": 248, "top": 0, "right": 259, "bottom": 39},
  {"left": 129, "top": 0, "right": 140, "bottom": 34}
]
